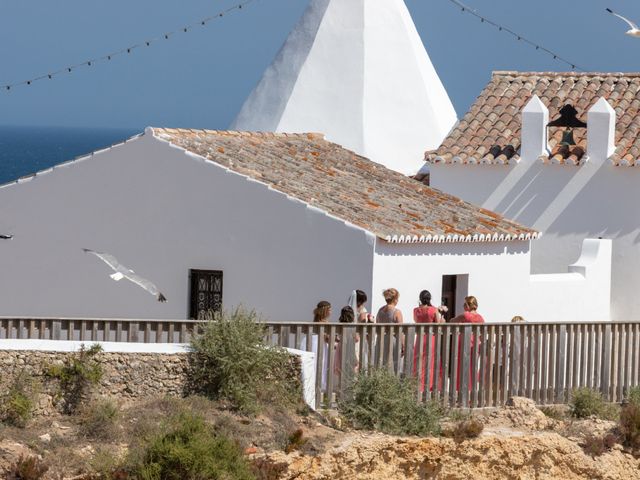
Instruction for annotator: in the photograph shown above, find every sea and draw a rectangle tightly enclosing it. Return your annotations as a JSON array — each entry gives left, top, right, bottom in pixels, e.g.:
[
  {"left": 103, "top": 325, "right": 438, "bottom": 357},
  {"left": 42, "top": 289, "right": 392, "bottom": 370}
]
[{"left": 0, "top": 125, "right": 140, "bottom": 185}]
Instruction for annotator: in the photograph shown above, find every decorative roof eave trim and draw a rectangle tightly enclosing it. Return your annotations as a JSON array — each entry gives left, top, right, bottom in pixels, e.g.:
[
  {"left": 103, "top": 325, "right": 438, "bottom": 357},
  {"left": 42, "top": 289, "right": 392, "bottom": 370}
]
[
  {"left": 383, "top": 231, "right": 541, "bottom": 244},
  {"left": 427, "top": 154, "right": 521, "bottom": 165},
  {"left": 610, "top": 156, "right": 640, "bottom": 167}
]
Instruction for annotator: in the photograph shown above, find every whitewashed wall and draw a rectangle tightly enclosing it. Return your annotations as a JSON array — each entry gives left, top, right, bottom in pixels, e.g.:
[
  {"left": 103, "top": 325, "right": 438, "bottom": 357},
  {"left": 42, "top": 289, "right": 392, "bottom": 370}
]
[
  {"left": 372, "top": 240, "right": 531, "bottom": 323},
  {"left": 430, "top": 151, "right": 635, "bottom": 320},
  {"left": 372, "top": 238, "right": 612, "bottom": 323},
  {"left": 0, "top": 133, "right": 375, "bottom": 321}
]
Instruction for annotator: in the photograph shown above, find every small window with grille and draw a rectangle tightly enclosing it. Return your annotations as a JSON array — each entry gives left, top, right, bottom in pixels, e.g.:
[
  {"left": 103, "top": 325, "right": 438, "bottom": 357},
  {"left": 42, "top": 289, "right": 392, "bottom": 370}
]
[{"left": 189, "top": 269, "right": 223, "bottom": 319}]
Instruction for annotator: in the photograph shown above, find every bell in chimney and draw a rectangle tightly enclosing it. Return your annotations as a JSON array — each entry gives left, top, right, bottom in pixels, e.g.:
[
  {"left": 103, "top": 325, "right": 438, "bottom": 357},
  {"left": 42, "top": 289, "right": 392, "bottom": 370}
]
[{"left": 560, "top": 127, "right": 576, "bottom": 146}]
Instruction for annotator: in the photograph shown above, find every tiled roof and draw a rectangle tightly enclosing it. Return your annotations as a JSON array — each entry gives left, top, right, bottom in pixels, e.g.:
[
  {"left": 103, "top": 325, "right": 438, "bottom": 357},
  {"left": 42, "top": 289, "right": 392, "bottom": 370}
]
[
  {"left": 425, "top": 71, "right": 640, "bottom": 167},
  {"left": 152, "top": 128, "right": 538, "bottom": 243}
]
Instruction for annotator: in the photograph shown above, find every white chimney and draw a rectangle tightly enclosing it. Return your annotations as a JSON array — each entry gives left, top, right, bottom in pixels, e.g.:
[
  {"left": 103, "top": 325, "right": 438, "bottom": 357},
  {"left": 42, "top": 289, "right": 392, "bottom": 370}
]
[
  {"left": 521, "top": 95, "right": 549, "bottom": 162},
  {"left": 587, "top": 97, "right": 616, "bottom": 163}
]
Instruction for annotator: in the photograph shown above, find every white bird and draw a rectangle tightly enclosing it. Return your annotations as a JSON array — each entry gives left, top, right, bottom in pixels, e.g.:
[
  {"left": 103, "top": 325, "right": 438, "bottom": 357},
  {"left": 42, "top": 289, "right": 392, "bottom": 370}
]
[
  {"left": 607, "top": 8, "right": 640, "bottom": 37},
  {"left": 82, "top": 248, "right": 167, "bottom": 302}
]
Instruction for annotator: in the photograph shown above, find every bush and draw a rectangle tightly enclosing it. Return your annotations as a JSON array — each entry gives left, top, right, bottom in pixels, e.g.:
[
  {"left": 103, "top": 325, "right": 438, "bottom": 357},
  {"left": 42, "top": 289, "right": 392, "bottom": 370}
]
[
  {"left": 619, "top": 402, "right": 640, "bottom": 450},
  {"left": 5, "top": 455, "right": 49, "bottom": 480},
  {"left": 46, "top": 343, "right": 103, "bottom": 414},
  {"left": 626, "top": 386, "right": 640, "bottom": 407},
  {"left": 188, "top": 308, "right": 301, "bottom": 413},
  {"left": 446, "top": 418, "right": 484, "bottom": 442},
  {"left": 79, "top": 398, "right": 120, "bottom": 440},
  {"left": 284, "top": 428, "right": 307, "bottom": 454},
  {"left": 570, "top": 388, "right": 607, "bottom": 419},
  {"left": 1, "top": 371, "right": 40, "bottom": 428},
  {"left": 539, "top": 406, "right": 565, "bottom": 421},
  {"left": 581, "top": 433, "right": 618, "bottom": 457},
  {"left": 126, "top": 411, "right": 255, "bottom": 480},
  {"left": 338, "top": 368, "right": 443, "bottom": 436}
]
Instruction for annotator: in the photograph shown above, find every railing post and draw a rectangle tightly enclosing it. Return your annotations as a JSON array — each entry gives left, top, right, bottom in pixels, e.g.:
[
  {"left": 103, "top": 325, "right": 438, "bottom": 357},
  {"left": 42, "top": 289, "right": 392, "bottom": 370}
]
[
  {"left": 602, "top": 323, "right": 613, "bottom": 400},
  {"left": 460, "top": 326, "right": 471, "bottom": 408},
  {"left": 52, "top": 319, "right": 61, "bottom": 340}
]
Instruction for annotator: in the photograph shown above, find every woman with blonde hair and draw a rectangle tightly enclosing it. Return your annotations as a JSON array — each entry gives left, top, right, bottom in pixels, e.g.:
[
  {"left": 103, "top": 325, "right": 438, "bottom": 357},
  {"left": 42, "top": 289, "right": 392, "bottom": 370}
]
[
  {"left": 451, "top": 296, "right": 484, "bottom": 324},
  {"left": 376, "top": 289, "right": 404, "bottom": 370},
  {"left": 452, "top": 296, "right": 484, "bottom": 391},
  {"left": 376, "top": 288, "right": 403, "bottom": 324},
  {"left": 313, "top": 300, "right": 332, "bottom": 323}
]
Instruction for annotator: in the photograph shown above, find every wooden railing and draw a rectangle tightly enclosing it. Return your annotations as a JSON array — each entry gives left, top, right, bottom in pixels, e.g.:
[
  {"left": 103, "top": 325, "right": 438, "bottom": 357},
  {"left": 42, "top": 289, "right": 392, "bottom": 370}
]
[
  {"left": 2, "top": 318, "right": 640, "bottom": 409},
  {"left": 0, "top": 317, "right": 203, "bottom": 344},
  {"left": 260, "top": 321, "right": 640, "bottom": 409}
]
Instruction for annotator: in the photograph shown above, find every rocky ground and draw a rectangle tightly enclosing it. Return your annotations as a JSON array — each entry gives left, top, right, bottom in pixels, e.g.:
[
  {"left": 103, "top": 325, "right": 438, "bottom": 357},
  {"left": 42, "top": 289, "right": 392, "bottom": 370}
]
[{"left": 1, "top": 397, "right": 639, "bottom": 479}]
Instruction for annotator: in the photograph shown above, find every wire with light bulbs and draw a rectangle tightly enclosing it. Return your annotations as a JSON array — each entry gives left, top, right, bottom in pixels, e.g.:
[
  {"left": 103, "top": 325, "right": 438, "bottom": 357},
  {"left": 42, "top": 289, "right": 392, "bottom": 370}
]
[
  {"left": 446, "top": 0, "right": 586, "bottom": 71},
  {"left": 0, "top": 0, "right": 256, "bottom": 92}
]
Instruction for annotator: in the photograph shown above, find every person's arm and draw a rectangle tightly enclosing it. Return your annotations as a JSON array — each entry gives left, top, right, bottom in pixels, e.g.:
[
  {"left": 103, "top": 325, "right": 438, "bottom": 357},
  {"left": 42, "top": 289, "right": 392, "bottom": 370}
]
[
  {"left": 435, "top": 309, "right": 443, "bottom": 323},
  {"left": 394, "top": 309, "right": 404, "bottom": 324},
  {"left": 451, "top": 313, "right": 466, "bottom": 323},
  {"left": 413, "top": 308, "right": 419, "bottom": 323}
]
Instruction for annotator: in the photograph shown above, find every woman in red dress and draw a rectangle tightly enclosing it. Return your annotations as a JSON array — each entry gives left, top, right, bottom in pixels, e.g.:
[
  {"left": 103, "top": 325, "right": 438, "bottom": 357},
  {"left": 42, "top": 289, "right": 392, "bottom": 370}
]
[
  {"left": 412, "top": 290, "right": 443, "bottom": 392},
  {"left": 451, "top": 296, "right": 484, "bottom": 392}
]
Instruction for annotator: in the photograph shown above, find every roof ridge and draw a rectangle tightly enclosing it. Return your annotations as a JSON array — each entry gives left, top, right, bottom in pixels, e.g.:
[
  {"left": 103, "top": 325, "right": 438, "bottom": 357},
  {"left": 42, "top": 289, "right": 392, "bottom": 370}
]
[
  {"left": 492, "top": 70, "right": 640, "bottom": 77},
  {"left": 149, "top": 127, "right": 325, "bottom": 140}
]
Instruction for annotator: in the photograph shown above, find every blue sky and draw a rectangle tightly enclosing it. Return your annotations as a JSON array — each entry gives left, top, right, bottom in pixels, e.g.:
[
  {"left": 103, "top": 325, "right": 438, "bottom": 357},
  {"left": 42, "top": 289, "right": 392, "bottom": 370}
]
[{"left": 0, "top": 0, "right": 637, "bottom": 130}]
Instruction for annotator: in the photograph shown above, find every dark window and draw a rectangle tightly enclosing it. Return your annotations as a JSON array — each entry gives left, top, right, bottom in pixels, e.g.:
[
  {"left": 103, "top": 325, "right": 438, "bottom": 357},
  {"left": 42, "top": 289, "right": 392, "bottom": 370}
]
[{"left": 189, "top": 269, "right": 223, "bottom": 319}]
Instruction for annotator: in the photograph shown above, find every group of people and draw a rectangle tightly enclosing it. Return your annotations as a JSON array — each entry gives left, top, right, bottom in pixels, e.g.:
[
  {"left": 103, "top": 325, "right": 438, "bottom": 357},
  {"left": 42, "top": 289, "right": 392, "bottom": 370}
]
[
  {"left": 311, "top": 288, "right": 488, "bottom": 391},
  {"left": 312, "top": 288, "right": 485, "bottom": 326}
]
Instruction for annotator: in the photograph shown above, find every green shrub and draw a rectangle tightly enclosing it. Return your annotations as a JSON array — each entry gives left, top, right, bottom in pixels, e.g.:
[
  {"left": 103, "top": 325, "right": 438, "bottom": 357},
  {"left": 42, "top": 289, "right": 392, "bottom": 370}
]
[
  {"left": 5, "top": 455, "right": 49, "bottom": 480},
  {"left": 338, "top": 368, "right": 443, "bottom": 436},
  {"left": 79, "top": 398, "right": 120, "bottom": 440},
  {"left": 188, "top": 308, "right": 301, "bottom": 413},
  {"left": 539, "top": 406, "right": 566, "bottom": 421},
  {"left": 626, "top": 386, "right": 640, "bottom": 407},
  {"left": 126, "top": 411, "right": 255, "bottom": 480},
  {"left": 1, "top": 371, "right": 40, "bottom": 428},
  {"left": 619, "top": 402, "right": 640, "bottom": 450},
  {"left": 46, "top": 343, "right": 103, "bottom": 414},
  {"left": 569, "top": 388, "right": 607, "bottom": 419}
]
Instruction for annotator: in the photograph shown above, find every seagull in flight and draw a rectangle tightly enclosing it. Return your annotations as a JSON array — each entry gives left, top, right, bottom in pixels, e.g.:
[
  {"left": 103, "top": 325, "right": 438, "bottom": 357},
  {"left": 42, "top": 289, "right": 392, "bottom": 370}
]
[
  {"left": 82, "top": 248, "right": 167, "bottom": 302},
  {"left": 606, "top": 8, "right": 640, "bottom": 37},
  {"left": 0, "top": 234, "right": 12, "bottom": 240}
]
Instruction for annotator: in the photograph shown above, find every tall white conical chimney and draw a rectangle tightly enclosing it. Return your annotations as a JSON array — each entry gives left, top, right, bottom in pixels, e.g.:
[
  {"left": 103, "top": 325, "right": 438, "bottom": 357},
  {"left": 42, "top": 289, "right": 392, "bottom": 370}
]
[{"left": 231, "top": 0, "right": 457, "bottom": 175}]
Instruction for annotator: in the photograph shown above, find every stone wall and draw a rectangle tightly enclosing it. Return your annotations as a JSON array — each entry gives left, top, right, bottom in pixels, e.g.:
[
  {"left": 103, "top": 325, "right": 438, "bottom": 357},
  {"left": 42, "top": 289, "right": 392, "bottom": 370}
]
[{"left": 0, "top": 350, "right": 189, "bottom": 416}]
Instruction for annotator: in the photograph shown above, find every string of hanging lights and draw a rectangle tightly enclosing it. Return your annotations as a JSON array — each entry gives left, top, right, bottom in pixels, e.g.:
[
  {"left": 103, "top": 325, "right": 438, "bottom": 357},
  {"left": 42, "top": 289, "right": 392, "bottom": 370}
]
[
  {"left": 445, "top": 0, "right": 586, "bottom": 71},
  {"left": 0, "top": 0, "right": 255, "bottom": 92}
]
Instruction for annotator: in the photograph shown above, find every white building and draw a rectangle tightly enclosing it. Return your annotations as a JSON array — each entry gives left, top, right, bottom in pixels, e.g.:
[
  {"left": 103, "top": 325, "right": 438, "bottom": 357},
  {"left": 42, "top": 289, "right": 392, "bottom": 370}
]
[
  {"left": 0, "top": 128, "right": 610, "bottom": 322},
  {"left": 424, "top": 71, "right": 636, "bottom": 320},
  {"left": 232, "top": 0, "right": 457, "bottom": 175}
]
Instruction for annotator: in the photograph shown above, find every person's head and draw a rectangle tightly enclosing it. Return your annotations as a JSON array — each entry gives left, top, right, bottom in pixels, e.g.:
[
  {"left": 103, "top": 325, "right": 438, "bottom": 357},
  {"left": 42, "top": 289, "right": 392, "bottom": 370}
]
[
  {"left": 419, "top": 290, "right": 432, "bottom": 306},
  {"left": 313, "top": 301, "right": 331, "bottom": 322},
  {"left": 339, "top": 306, "right": 355, "bottom": 323},
  {"left": 356, "top": 290, "right": 367, "bottom": 308},
  {"left": 383, "top": 288, "right": 399, "bottom": 306},
  {"left": 464, "top": 296, "right": 478, "bottom": 312},
  {"left": 511, "top": 315, "right": 525, "bottom": 323}
]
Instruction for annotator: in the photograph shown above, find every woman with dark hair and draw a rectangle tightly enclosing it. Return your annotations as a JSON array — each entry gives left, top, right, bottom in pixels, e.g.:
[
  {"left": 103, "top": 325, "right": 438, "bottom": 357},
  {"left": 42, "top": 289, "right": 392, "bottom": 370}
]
[
  {"left": 356, "top": 290, "right": 374, "bottom": 323},
  {"left": 335, "top": 306, "right": 360, "bottom": 381},
  {"left": 312, "top": 301, "right": 331, "bottom": 391},
  {"left": 412, "top": 290, "right": 443, "bottom": 392}
]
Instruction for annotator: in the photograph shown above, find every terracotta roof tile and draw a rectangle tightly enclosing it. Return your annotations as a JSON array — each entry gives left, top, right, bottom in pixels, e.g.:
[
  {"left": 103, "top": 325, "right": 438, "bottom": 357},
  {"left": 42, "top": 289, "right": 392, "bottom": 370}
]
[
  {"left": 151, "top": 128, "right": 537, "bottom": 243},
  {"left": 425, "top": 71, "right": 640, "bottom": 168}
]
